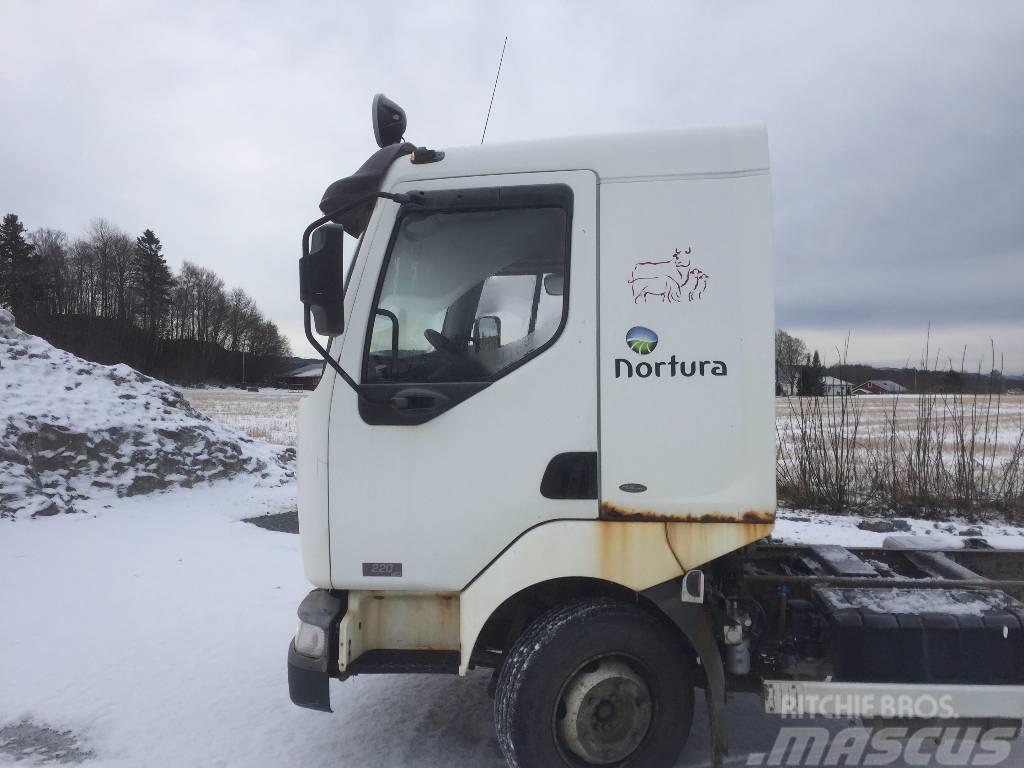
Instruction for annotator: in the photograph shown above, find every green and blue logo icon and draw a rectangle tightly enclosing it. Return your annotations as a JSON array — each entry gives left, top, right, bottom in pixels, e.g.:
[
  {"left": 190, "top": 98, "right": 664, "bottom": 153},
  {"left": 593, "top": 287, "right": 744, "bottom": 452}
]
[{"left": 626, "top": 326, "right": 658, "bottom": 355}]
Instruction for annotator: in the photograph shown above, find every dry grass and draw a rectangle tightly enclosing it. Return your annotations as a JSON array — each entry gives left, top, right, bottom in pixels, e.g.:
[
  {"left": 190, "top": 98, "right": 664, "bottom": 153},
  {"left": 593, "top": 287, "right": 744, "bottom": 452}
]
[
  {"left": 179, "top": 388, "right": 305, "bottom": 446},
  {"left": 777, "top": 392, "right": 1024, "bottom": 521}
]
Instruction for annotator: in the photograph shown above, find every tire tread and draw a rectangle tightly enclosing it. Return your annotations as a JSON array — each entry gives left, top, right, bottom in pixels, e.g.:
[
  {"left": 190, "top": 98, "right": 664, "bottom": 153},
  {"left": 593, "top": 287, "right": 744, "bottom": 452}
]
[{"left": 494, "top": 597, "right": 685, "bottom": 768}]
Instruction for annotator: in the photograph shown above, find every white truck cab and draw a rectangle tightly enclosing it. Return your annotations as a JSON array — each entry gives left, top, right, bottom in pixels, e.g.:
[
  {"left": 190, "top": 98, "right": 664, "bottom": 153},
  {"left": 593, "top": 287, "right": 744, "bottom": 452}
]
[{"left": 288, "top": 96, "right": 1024, "bottom": 768}]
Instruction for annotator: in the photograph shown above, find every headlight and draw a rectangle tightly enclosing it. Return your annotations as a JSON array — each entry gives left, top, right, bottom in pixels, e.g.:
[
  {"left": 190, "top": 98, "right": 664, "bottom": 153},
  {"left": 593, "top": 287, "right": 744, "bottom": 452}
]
[{"left": 294, "top": 621, "right": 326, "bottom": 658}]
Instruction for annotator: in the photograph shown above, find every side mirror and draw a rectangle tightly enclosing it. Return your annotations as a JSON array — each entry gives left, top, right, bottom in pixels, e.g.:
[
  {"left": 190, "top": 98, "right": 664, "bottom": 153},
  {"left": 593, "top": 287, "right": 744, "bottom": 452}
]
[
  {"left": 543, "top": 274, "right": 564, "bottom": 296},
  {"left": 473, "top": 315, "right": 502, "bottom": 349},
  {"left": 300, "top": 223, "right": 345, "bottom": 336},
  {"left": 372, "top": 94, "right": 407, "bottom": 148}
]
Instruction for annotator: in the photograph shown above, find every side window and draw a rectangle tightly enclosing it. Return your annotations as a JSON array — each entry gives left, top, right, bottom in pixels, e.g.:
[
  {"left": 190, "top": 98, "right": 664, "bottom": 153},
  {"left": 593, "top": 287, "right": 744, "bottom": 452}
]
[{"left": 364, "top": 203, "right": 569, "bottom": 384}]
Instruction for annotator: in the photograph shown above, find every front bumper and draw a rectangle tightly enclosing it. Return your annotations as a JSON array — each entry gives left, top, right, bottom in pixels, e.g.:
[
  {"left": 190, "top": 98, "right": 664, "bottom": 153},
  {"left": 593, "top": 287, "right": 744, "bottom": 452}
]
[{"left": 287, "top": 589, "right": 347, "bottom": 712}]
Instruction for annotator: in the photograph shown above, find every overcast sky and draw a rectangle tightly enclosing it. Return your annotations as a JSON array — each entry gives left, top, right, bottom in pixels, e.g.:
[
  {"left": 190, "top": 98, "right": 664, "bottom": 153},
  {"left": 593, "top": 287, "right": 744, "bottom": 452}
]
[{"left": 2, "top": 1, "right": 1022, "bottom": 372}]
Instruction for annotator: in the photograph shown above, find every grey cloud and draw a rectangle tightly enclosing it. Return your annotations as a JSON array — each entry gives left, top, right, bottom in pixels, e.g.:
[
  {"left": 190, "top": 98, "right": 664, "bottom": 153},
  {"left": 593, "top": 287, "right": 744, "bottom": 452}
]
[{"left": 1, "top": 1, "right": 1022, "bottom": 368}]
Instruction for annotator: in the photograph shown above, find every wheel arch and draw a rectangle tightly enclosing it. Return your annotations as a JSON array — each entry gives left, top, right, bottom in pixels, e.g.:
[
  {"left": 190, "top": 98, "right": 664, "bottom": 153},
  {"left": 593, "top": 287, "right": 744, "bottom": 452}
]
[
  {"left": 459, "top": 518, "right": 765, "bottom": 675},
  {"left": 470, "top": 576, "right": 699, "bottom": 667}
]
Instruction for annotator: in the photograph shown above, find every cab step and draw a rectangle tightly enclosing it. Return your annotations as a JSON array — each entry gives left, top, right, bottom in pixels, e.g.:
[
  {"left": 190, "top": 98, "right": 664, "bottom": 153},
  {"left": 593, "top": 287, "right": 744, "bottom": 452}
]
[{"left": 345, "top": 649, "right": 460, "bottom": 676}]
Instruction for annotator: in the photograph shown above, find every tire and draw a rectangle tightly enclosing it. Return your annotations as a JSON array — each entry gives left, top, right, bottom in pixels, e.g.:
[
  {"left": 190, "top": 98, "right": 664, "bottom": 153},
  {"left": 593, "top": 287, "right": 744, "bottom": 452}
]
[{"left": 494, "top": 597, "right": 694, "bottom": 768}]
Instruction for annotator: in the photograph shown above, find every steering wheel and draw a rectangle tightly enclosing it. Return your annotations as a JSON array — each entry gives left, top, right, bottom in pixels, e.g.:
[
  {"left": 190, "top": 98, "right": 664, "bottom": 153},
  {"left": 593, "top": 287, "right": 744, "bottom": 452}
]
[{"left": 423, "top": 329, "right": 487, "bottom": 378}]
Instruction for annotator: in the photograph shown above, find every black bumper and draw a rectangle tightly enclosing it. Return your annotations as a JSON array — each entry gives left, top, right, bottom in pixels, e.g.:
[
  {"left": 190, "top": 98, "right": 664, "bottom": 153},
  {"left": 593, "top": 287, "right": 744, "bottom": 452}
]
[
  {"left": 287, "top": 589, "right": 347, "bottom": 712},
  {"left": 288, "top": 640, "right": 332, "bottom": 711}
]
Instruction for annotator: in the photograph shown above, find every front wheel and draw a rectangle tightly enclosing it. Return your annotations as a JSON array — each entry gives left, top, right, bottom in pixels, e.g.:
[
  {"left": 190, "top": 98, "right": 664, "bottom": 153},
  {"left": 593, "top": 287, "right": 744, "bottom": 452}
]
[{"left": 494, "top": 598, "right": 694, "bottom": 768}]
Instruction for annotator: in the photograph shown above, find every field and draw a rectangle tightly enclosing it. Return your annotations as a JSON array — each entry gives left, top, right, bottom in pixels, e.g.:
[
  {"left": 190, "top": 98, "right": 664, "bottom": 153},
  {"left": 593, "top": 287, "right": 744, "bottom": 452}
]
[
  {"left": 778, "top": 393, "right": 1024, "bottom": 456},
  {"left": 179, "top": 386, "right": 1024, "bottom": 460},
  {"left": 180, "top": 387, "right": 306, "bottom": 446},
  {"left": 179, "top": 386, "right": 1024, "bottom": 519}
]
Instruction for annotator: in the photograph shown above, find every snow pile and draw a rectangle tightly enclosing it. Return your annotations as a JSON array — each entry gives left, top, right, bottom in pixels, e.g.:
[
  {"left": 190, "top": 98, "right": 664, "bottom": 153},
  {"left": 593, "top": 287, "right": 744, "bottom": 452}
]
[{"left": 0, "top": 310, "right": 294, "bottom": 519}]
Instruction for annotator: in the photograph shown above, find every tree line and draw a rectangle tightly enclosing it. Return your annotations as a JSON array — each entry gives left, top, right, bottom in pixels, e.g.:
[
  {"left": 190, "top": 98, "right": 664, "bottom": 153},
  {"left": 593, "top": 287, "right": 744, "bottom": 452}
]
[
  {"left": 0, "top": 213, "right": 291, "bottom": 383},
  {"left": 776, "top": 329, "right": 1011, "bottom": 396}
]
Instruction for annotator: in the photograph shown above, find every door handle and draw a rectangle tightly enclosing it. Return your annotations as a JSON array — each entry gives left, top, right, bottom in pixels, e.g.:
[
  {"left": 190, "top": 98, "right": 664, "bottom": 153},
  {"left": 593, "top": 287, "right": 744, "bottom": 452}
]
[{"left": 390, "top": 388, "right": 450, "bottom": 414}]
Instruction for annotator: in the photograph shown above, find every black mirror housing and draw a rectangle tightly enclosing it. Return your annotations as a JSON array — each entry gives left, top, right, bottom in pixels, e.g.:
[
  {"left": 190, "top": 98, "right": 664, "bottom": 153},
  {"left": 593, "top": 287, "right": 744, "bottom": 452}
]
[
  {"left": 300, "top": 223, "right": 345, "bottom": 336},
  {"left": 372, "top": 94, "right": 407, "bottom": 148}
]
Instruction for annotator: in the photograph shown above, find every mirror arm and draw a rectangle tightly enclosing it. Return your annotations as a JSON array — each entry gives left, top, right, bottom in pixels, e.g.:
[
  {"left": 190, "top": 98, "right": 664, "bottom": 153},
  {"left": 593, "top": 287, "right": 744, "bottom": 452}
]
[
  {"left": 304, "top": 307, "right": 363, "bottom": 397},
  {"left": 302, "top": 191, "right": 422, "bottom": 400}
]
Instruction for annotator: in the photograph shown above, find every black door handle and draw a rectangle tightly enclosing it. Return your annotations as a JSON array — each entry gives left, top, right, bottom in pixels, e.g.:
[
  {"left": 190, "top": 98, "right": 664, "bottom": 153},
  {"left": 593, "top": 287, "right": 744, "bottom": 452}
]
[{"left": 390, "top": 388, "right": 450, "bottom": 414}]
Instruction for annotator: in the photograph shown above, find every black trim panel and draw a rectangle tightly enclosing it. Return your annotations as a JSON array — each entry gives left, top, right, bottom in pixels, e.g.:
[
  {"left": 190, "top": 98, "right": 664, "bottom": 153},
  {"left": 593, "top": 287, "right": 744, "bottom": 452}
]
[
  {"left": 359, "top": 381, "right": 490, "bottom": 425},
  {"left": 541, "top": 452, "right": 598, "bottom": 499}
]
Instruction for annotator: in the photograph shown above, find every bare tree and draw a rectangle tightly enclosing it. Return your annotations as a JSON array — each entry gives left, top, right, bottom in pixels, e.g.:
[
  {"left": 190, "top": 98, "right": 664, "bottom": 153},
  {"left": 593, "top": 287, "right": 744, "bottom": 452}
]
[
  {"left": 775, "top": 329, "right": 807, "bottom": 394},
  {"left": 30, "top": 228, "right": 69, "bottom": 317}
]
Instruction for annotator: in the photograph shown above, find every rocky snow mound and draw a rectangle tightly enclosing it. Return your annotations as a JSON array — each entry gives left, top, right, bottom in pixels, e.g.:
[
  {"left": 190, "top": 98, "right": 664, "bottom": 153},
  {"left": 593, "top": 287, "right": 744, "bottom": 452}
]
[{"left": 0, "top": 310, "right": 294, "bottom": 519}]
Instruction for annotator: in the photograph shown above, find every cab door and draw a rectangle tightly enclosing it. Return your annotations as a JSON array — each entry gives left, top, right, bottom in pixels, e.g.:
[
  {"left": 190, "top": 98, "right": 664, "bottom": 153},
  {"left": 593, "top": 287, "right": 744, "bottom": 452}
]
[{"left": 328, "top": 170, "right": 598, "bottom": 591}]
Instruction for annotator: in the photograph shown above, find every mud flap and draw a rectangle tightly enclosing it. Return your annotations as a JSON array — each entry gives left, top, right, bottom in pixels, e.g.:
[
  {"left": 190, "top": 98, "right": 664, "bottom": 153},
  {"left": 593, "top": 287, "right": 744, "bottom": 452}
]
[{"left": 644, "top": 579, "right": 728, "bottom": 768}]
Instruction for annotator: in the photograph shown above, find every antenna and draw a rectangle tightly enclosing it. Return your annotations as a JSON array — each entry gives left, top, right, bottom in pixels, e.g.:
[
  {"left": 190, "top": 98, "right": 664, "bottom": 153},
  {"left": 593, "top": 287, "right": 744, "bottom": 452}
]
[{"left": 481, "top": 36, "right": 508, "bottom": 144}]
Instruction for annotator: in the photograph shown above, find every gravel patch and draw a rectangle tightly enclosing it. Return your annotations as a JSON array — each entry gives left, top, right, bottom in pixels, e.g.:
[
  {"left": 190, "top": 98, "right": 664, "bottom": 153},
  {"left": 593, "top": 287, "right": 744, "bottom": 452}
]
[
  {"left": 242, "top": 509, "right": 299, "bottom": 533},
  {"left": 0, "top": 720, "right": 94, "bottom": 764}
]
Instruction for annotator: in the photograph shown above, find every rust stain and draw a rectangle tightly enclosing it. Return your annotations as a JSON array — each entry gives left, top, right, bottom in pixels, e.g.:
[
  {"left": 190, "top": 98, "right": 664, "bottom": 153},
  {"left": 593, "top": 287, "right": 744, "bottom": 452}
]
[
  {"left": 357, "top": 592, "right": 460, "bottom": 654},
  {"left": 591, "top": 518, "right": 775, "bottom": 588},
  {"left": 599, "top": 501, "right": 775, "bottom": 524},
  {"left": 596, "top": 520, "right": 636, "bottom": 581}
]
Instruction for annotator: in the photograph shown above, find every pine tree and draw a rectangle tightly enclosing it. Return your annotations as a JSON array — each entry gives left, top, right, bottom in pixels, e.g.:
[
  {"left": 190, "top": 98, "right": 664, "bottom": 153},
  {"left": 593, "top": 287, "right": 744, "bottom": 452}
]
[
  {"left": 131, "top": 229, "right": 174, "bottom": 334},
  {"left": 797, "top": 354, "right": 810, "bottom": 396},
  {"left": 797, "top": 351, "right": 826, "bottom": 396},
  {"left": 0, "top": 213, "right": 40, "bottom": 320},
  {"left": 809, "top": 350, "right": 825, "bottom": 396}
]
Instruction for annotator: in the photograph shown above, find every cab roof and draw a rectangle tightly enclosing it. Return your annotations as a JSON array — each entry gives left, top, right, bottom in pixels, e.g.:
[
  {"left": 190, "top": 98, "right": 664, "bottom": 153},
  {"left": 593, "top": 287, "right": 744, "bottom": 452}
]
[{"left": 388, "top": 124, "right": 769, "bottom": 187}]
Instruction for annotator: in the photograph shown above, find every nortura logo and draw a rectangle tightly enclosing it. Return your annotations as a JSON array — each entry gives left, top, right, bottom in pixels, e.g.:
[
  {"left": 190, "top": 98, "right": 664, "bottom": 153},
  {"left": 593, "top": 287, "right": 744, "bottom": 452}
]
[
  {"left": 617, "top": 326, "right": 727, "bottom": 379},
  {"left": 626, "top": 326, "right": 658, "bottom": 354},
  {"left": 615, "top": 356, "right": 728, "bottom": 379}
]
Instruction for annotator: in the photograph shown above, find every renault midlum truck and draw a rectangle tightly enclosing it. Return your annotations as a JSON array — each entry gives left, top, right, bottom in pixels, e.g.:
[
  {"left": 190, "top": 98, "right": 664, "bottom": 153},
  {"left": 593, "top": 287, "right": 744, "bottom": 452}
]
[{"left": 288, "top": 95, "right": 1024, "bottom": 768}]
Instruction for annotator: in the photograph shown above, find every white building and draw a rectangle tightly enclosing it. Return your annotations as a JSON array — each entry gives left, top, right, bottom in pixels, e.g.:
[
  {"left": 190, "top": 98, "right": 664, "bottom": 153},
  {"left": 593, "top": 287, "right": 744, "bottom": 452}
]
[{"left": 821, "top": 376, "right": 853, "bottom": 396}]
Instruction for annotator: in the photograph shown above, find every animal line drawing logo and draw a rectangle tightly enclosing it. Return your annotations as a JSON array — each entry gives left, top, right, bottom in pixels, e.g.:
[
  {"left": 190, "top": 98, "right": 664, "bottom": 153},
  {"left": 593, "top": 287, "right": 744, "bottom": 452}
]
[
  {"left": 627, "top": 247, "right": 709, "bottom": 304},
  {"left": 626, "top": 326, "right": 658, "bottom": 354}
]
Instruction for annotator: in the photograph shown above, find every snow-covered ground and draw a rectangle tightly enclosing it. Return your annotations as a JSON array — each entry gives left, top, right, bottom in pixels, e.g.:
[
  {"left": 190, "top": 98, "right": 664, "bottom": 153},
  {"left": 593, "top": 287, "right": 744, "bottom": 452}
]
[
  {"left": 4, "top": 481, "right": 1023, "bottom": 767},
  {"left": 774, "top": 508, "right": 1024, "bottom": 549},
  {"left": 0, "top": 478, "right": 501, "bottom": 767}
]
